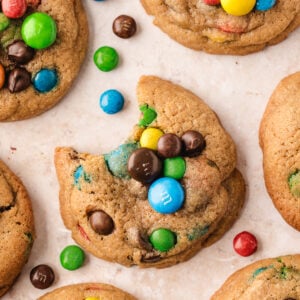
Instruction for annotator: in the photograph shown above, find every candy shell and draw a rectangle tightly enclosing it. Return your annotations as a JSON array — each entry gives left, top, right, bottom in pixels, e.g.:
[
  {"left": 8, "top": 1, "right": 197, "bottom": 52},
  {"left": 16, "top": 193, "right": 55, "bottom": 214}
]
[
  {"left": 2, "top": 0, "right": 27, "bottom": 19},
  {"left": 221, "top": 0, "right": 256, "bottom": 16},
  {"left": 60, "top": 245, "right": 85, "bottom": 271},
  {"left": 21, "top": 12, "right": 57, "bottom": 49},
  {"left": 140, "top": 127, "right": 164, "bottom": 150},
  {"left": 255, "top": 0, "right": 276, "bottom": 11},
  {"left": 148, "top": 177, "right": 184, "bottom": 214},
  {"left": 93, "top": 46, "right": 119, "bottom": 72},
  {"left": 33, "top": 69, "right": 58, "bottom": 93},
  {"left": 233, "top": 231, "right": 257, "bottom": 257},
  {"left": 149, "top": 228, "right": 176, "bottom": 252},
  {"left": 99, "top": 89, "right": 124, "bottom": 114},
  {"left": 163, "top": 157, "right": 186, "bottom": 179},
  {"left": 0, "top": 64, "right": 5, "bottom": 89},
  {"left": 0, "top": 13, "right": 10, "bottom": 31}
]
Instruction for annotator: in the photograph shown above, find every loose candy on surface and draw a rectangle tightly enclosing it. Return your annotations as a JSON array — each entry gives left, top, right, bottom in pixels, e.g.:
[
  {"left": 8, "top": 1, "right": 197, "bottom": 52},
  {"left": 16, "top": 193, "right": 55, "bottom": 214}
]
[
  {"left": 7, "top": 40, "right": 35, "bottom": 64},
  {"left": 233, "top": 231, "right": 258, "bottom": 256},
  {"left": 33, "top": 69, "right": 58, "bottom": 93},
  {"left": 21, "top": 12, "right": 57, "bottom": 49},
  {"left": 93, "top": 46, "right": 119, "bottom": 72},
  {"left": 149, "top": 228, "right": 176, "bottom": 252},
  {"left": 148, "top": 177, "right": 185, "bottom": 214},
  {"left": 2, "top": 0, "right": 27, "bottom": 19},
  {"left": 140, "top": 127, "right": 164, "bottom": 150},
  {"left": 89, "top": 210, "right": 114, "bottom": 235},
  {"left": 163, "top": 157, "right": 186, "bottom": 180},
  {"left": 30, "top": 264, "right": 55, "bottom": 289},
  {"left": 127, "top": 148, "right": 162, "bottom": 183},
  {"left": 221, "top": 0, "right": 256, "bottom": 16},
  {"left": 99, "top": 89, "right": 124, "bottom": 114},
  {"left": 113, "top": 15, "right": 137, "bottom": 39},
  {"left": 60, "top": 245, "right": 85, "bottom": 271}
]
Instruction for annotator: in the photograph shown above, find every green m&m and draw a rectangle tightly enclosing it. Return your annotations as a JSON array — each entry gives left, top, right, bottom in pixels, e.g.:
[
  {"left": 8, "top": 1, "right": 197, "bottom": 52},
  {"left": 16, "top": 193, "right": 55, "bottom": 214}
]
[
  {"left": 149, "top": 228, "right": 176, "bottom": 252},
  {"left": 21, "top": 12, "right": 57, "bottom": 49},
  {"left": 93, "top": 46, "right": 119, "bottom": 72},
  {"left": 163, "top": 156, "right": 186, "bottom": 179},
  {"left": 60, "top": 245, "right": 85, "bottom": 271}
]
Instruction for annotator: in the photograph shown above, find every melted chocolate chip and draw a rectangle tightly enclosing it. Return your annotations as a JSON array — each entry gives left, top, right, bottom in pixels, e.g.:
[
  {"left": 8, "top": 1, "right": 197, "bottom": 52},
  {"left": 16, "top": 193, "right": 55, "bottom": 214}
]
[
  {"left": 157, "top": 133, "right": 182, "bottom": 158},
  {"left": 8, "top": 67, "right": 31, "bottom": 93},
  {"left": 283, "top": 298, "right": 297, "bottom": 300},
  {"left": 181, "top": 130, "right": 206, "bottom": 157},
  {"left": 30, "top": 264, "right": 55, "bottom": 289},
  {"left": 112, "top": 15, "right": 137, "bottom": 39},
  {"left": 7, "top": 40, "right": 35, "bottom": 64},
  {"left": 141, "top": 253, "right": 161, "bottom": 263},
  {"left": 89, "top": 210, "right": 114, "bottom": 235},
  {"left": 127, "top": 148, "right": 162, "bottom": 183}
]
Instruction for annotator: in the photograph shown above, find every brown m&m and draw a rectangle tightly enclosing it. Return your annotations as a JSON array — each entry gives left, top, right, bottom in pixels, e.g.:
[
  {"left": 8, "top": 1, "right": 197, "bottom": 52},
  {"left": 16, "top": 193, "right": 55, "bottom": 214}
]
[
  {"left": 89, "top": 210, "right": 114, "bottom": 235},
  {"left": 30, "top": 264, "right": 55, "bottom": 289},
  {"left": 157, "top": 133, "right": 182, "bottom": 158},
  {"left": 112, "top": 15, "right": 136, "bottom": 39},
  {"left": 127, "top": 148, "right": 162, "bottom": 183},
  {"left": 181, "top": 130, "right": 206, "bottom": 157}
]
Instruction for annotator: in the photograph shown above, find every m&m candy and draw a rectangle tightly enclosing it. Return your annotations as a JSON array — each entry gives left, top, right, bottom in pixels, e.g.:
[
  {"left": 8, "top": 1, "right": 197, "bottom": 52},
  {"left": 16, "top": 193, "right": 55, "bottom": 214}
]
[
  {"left": 99, "top": 89, "right": 124, "bottom": 114},
  {"left": 148, "top": 177, "right": 184, "bottom": 214},
  {"left": 140, "top": 127, "right": 164, "bottom": 150},
  {"left": 149, "top": 228, "right": 176, "bottom": 252},
  {"left": 221, "top": 0, "right": 256, "bottom": 16},
  {"left": 60, "top": 245, "right": 85, "bottom": 270},
  {"left": 93, "top": 46, "right": 119, "bottom": 72}
]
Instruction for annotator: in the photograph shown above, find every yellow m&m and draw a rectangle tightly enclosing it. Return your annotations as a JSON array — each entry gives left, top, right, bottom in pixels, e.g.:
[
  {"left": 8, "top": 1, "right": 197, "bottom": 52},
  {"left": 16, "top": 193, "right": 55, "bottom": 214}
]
[
  {"left": 85, "top": 297, "right": 100, "bottom": 300},
  {"left": 221, "top": 0, "right": 256, "bottom": 16},
  {"left": 140, "top": 128, "right": 164, "bottom": 150}
]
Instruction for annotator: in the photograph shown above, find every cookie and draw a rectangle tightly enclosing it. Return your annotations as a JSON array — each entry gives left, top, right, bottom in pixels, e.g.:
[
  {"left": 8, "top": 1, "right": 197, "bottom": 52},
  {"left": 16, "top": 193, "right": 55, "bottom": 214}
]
[
  {"left": 0, "top": 159, "right": 35, "bottom": 296},
  {"left": 259, "top": 72, "right": 300, "bottom": 231},
  {"left": 54, "top": 75, "right": 245, "bottom": 268},
  {"left": 211, "top": 254, "right": 300, "bottom": 299},
  {"left": 140, "top": 0, "right": 300, "bottom": 55},
  {"left": 38, "top": 283, "right": 136, "bottom": 300},
  {"left": 0, "top": 0, "right": 88, "bottom": 121}
]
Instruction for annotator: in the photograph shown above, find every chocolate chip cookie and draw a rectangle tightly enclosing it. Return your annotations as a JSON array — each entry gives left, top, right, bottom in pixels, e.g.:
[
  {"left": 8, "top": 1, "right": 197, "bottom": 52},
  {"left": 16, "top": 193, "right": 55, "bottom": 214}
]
[
  {"left": 259, "top": 72, "right": 300, "bottom": 231},
  {"left": 140, "top": 0, "right": 300, "bottom": 55},
  {"left": 0, "top": 0, "right": 88, "bottom": 121},
  {"left": 39, "top": 283, "right": 136, "bottom": 300},
  {"left": 0, "top": 159, "right": 35, "bottom": 296},
  {"left": 211, "top": 255, "right": 300, "bottom": 299},
  {"left": 54, "top": 76, "right": 245, "bottom": 268}
]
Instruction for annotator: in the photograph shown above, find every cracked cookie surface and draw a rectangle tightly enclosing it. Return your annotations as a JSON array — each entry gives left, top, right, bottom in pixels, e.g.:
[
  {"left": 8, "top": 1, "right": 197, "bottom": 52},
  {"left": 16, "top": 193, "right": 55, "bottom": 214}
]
[
  {"left": 140, "top": 0, "right": 300, "bottom": 55},
  {"left": 54, "top": 76, "right": 245, "bottom": 268},
  {"left": 0, "top": 0, "right": 88, "bottom": 121},
  {"left": 0, "top": 160, "right": 35, "bottom": 296},
  {"left": 211, "top": 255, "right": 300, "bottom": 299},
  {"left": 259, "top": 72, "right": 300, "bottom": 231},
  {"left": 39, "top": 283, "right": 136, "bottom": 300}
]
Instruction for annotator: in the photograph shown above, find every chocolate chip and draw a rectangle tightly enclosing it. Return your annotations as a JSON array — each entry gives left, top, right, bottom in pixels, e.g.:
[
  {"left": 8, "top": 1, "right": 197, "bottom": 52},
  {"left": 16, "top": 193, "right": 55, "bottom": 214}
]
[
  {"left": 284, "top": 298, "right": 297, "bottom": 300},
  {"left": 8, "top": 67, "right": 31, "bottom": 93},
  {"left": 89, "top": 210, "right": 114, "bottom": 235},
  {"left": 30, "top": 264, "right": 55, "bottom": 289},
  {"left": 112, "top": 15, "right": 137, "bottom": 39},
  {"left": 141, "top": 252, "right": 161, "bottom": 263},
  {"left": 181, "top": 130, "right": 206, "bottom": 157},
  {"left": 157, "top": 133, "right": 182, "bottom": 158},
  {"left": 127, "top": 227, "right": 153, "bottom": 251},
  {"left": 127, "top": 148, "right": 162, "bottom": 183},
  {"left": 7, "top": 40, "right": 35, "bottom": 64}
]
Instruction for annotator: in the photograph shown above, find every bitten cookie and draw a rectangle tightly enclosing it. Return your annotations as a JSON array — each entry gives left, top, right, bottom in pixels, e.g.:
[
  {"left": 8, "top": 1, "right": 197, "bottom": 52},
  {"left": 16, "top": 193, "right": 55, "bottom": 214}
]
[
  {"left": 0, "top": 159, "right": 35, "bottom": 296},
  {"left": 140, "top": 0, "right": 300, "bottom": 55},
  {"left": 38, "top": 283, "right": 136, "bottom": 300},
  {"left": 211, "top": 254, "right": 300, "bottom": 299},
  {"left": 259, "top": 72, "right": 300, "bottom": 231},
  {"left": 54, "top": 76, "right": 245, "bottom": 268},
  {"left": 0, "top": 0, "right": 88, "bottom": 121}
]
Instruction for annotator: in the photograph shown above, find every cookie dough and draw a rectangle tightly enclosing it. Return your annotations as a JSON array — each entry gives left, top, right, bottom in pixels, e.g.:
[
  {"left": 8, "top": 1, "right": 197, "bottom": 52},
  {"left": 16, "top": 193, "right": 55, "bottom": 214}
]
[
  {"left": 259, "top": 72, "right": 300, "bottom": 231},
  {"left": 0, "top": 0, "right": 88, "bottom": 121},
  {"left": 0, "top": 159, "right": 35, "bottom": 296},
  {"left": 140, "top": 0, "right": 300, "bottom": 55},
  {"left": 39, "top": 283, "right": 136, "bottom": 300},
  {"left": 54, "top": 76, "right": 245, "bottom": 268},
  {"left": 211, "top": 255, "right": 300, "bottom": 299}
]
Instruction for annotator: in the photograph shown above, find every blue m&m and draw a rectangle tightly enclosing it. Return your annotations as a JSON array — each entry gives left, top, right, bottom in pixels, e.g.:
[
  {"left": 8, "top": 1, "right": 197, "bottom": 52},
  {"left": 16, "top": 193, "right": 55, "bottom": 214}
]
[
  {"left": 33, "top": 69, "right": 58, "bottom": 93},
  {"left": 100, "top": 89, "right": 124, "bottom": 114},
  {"left": 255, "top": 0, "right": 276, "bottom": 11},
  {"left": 148, "top": 177, "right": 184, "bottom": 214}
]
